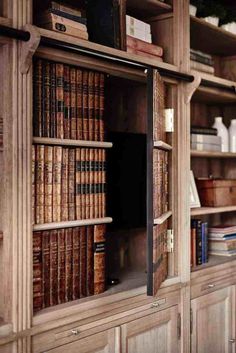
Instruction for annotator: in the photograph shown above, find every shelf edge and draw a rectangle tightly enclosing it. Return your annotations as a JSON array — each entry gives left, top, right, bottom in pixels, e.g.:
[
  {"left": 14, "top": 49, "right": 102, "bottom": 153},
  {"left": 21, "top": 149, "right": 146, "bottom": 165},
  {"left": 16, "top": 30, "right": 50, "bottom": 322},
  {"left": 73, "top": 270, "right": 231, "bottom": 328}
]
[{"left": 33, "top": 217, "right": 113, "bottom": 231}]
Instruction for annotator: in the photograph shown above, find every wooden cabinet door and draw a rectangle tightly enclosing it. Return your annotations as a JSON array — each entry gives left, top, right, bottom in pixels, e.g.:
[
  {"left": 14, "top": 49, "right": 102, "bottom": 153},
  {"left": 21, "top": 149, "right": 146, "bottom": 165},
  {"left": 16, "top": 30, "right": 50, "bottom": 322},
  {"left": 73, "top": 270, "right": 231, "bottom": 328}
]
[
  {"left": 121, "top": 305, "right": 179, "bottom": 353},
  {"left": 45, "top": 328, "right": 120, "bottom": 353},
  {"left": 191, "top": 286, "right": 234, "bottom": 353}
]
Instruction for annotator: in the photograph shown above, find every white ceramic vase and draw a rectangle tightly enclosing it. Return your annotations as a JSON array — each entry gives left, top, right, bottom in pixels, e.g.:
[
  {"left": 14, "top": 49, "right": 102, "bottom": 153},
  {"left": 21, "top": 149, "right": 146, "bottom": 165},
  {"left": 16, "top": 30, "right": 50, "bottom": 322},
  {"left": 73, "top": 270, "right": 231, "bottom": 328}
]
[
  {"left": 229, "top": 119, "right": 236, "bottom": 152},
  {"left": 212, "top": 117, "right": 229, "bottom": 152},
  {"left": 189, "top": 4, "right": 197, "bottom": 16}
]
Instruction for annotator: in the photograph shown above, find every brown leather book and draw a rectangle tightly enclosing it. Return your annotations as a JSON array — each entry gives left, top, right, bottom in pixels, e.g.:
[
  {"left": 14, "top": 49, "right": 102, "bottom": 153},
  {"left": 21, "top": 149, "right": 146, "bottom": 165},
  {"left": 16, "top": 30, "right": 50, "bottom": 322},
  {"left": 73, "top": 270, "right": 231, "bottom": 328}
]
[
  {"left": 80, "top": 226, "right": 87, "bottom": 297},
  {"left": 32, "top": 145, "right": 36, "bottom": 225},
  {"left": 89, "top": 148, "right": 94, "bottom": 219},
  {"left": 127, "top": 47, "right": 163, "bottom": 61},
  {"left": 43, "top": 61, "right": 51, "bottom": 137},
  {"left": 76, "top": 69, "right": 83, "bottom": 140},
  {"left": 153, "top": 149, "right": 158, "bottom": 220},
  {"left": 82, "top": 70, "right": 89, "bottom": 140},
  {"left": 127, "top": 35, "right": 163, "bottom": 56},
  {"left": 65, "top": 228, "right": 73, "bottom": 302},
  {"left": 49, "top": 229, "right": 58, "bottom": 306},
  {"left": 44, "top": 146, "right": 53, "bottom": 223},
  {"left": 86, "top": 226, "right": 94, "bottom": 296},
  {"left": 94, "top": 224, "right": 106, "bottom": 294},
  {"left": 153, "top": 70, "right": 166, "bottom": 142},
  {"left": 153, "top": 223, "right": 168, "bottom": 294},
  {"left": 35, "top": 145, "right": 45, "bottom": 224},
  {"left": 50, "top": 62, "right": 57, "bottom": 138},
  {"left": 64, "top": 65, "right": 71, "bottom": 139},
  {"left": 94, "top": 72, "right": 100, "bottom": 141},
  {"left": 164, "top": 151, "right": 168, "bottom": 214},
  {"left": 98, "top": 149, "right": 102, "bottom": 218},
  {"left": 101, "top": 149, "right": 106, "bottom": 217},
  {"left": 43, "top": 22, "right": 88, "bottom": 40},
  {"left": 42, "top": 231, "right": 50, "bottom": 308},
  {"left": 68, "top": 148, "right": 75, "bottom": 220},
  {"left": 94, "top": 149, "right": 99, "bottom": 219},
  {"left": 75, "top": 148, "right": 81, "bottom": 220},
  {"left": 33, "top": 59, "right": 43, "bottom": 137},
  {"left": 56, "top": 63, "right": 64, "bottom": 139},
  {"left": 58, "top": 228, "right": 66, "bottom": 304},
  {"left": 85, "top": 148, "right": 90, "bottom": 219},
  {"left": 99, "top": 74, "right": 105, "bottom": 141},
  {"left": 52, "top": 146, "right": 62, "bottom": 222},
  {"left": 70, "top": 67, "right": 77, "bottom": 140},
  {"left": 61, "top": 148, "right": 69, "bottom": 221},
  {"left": 72, "top": 227, "right": 80, "bottom": 300},
  {"left": 80, "top": 148, "right": 86, "bottom": 220},
  {"left": 88, "top": 71, "right": 95, "bottom": 141},
  {"left": 33, "top": 231, "right": 43, "bottom": 312}
]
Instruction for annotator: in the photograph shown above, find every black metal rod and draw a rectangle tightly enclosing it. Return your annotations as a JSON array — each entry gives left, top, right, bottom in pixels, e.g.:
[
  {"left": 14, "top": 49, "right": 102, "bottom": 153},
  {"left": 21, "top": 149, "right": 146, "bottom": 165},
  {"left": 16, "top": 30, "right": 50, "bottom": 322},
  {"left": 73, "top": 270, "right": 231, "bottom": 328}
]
[
  {"left": 201, "top": 79, "right": 236, "bottom": 93},
  {"left": 0, "top": 24, "right": 30, "bottom": 41}
]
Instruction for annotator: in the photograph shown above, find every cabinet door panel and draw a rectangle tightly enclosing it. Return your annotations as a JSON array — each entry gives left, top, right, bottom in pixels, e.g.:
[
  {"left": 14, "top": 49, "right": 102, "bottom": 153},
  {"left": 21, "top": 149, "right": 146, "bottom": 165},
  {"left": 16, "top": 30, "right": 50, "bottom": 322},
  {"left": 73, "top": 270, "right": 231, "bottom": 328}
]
[
  {"left": 191, "top": 286, "right": 233, "bottom": 353},
  {"left": 121, "top": 305, "right": 179, "bottom": 353}
]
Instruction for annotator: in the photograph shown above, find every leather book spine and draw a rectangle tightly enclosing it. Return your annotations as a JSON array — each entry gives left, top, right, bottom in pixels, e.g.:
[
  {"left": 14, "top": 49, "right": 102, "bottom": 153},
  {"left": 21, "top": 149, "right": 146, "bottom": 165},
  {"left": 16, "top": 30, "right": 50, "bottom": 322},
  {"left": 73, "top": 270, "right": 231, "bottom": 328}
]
[
  {"left": 85, "top": 148, "right": 90, "bottom": 219},
  {"left": 94, "top": 72, "right": 100, "bottom": 141},
  {"left": 86, "top": 225, "right": 94, "bottom": 296},
  {"left": 52, "top": 146, "right": 62, "bottom": 222},
  {"left": 80, "top": 148, "right": 86, "bottom": 220},
  {"left": 99, "top": 73, "right": 105, "bottom": 141},
  {"left": 43, "top": 61, "right": 51, "bottom": 137},
  {"left": 75, "top": 148, "right": 81, "bottom": 220},
  {"left": 76, "top": 69, "right": 83, "bottom": 140},
  {"left": 94, "top": 224, "right": 106, "bottom": 294},
  {"left": 33, "top": 231, "right": 43, "bottom": 312},
  {"left": 89, "top": 148, "right": 94, "bottom": 219},
  {"left": 44, "top": 146, "right": 53, "bottom": 223},
  {"left": 88, "top": 71, "right": 95, "bottom": 141},
  {"left": 42, "top": 231, "right": 50, "bottom": 308},
  {"left": 57, "top": 228, "right": 66, "bottom": 304},
  {"left": 164, "top": 151, "right": 168, "bottom": 213},
  {"left": 101, "top": 149, "right": 106, "bottom": 217},
  {"left": 35, "top": 145, "right": 45, "bottom": 224},
  {"left": 153, "top": 149, "right": 158, "bottom": 220},
  {"left": 56, "top": 63, "right": 64, "bottom": 139},
  {"left": 33, "top": 59, "right": 43, "bottom": 137},
  {"left": 68, "top": 148, "right": 75, "bottom": 221},
  {"left": 50, "top": 62, "right": 57, "bottom": 138},
  {"left": 32, "top": 145, "right": 36, "bottom": 225},
  {"left": 61, "top": 148, "right": 69, "bottom": 221},
  {"left": 72, "top": 227, "right": 80, "bottom": 300},
  {"left": 49, "top": 229, "right": 58, "bottom": 306},
  {"left": 63, "top": 65, "right": 71, "bottom": 139},
  {"left": 98, "top": 149, "right": 102, "bottom": 218},
  {"left": 65, "top": 228, "right": 73, "bottom": 302},
  {"left": 82, "top": 70, "right": 89, "bottom": 140},
  {"left": 70, "top": 67, "right": 77, "bottom": 140},
  {"left": 79, "top": 226, "right": 87, "bottom": 297},
  {"left": 94, "top": 149, "right": 99, "bottom": 219}
]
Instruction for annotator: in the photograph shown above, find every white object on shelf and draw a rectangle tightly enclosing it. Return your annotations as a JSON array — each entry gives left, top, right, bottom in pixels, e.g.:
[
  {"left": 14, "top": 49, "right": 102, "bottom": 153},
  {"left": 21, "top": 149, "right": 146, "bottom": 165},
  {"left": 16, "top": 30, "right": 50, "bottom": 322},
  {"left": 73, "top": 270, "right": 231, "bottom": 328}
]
[
  {"left": 221, "top": 22, "right": 236, "bottom": 35},
  {"left": 212, "top": 117, "right": 229, "bottom": 152},
  {"left": 229, "top": 119, "right": 236, "bottom": 152},
  {"left": 201, "top": 16, "right": 219, "bottom": 26},
  {"left": 189, "top": 4, "right": 197, "bottom": 16}
]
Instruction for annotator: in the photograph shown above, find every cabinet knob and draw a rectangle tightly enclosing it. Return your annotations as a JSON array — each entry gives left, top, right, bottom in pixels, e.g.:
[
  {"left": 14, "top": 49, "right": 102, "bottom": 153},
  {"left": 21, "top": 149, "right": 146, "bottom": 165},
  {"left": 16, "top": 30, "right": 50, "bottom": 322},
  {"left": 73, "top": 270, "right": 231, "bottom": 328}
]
[
  {"left": 229, "top": 339, "right": 236, "bottom": 343},
  {"left": 207, "top": 284, "right": 215, "bottom": 288},
  {"left": 71, "top": 329, "right": 79, "bottom": 335}
]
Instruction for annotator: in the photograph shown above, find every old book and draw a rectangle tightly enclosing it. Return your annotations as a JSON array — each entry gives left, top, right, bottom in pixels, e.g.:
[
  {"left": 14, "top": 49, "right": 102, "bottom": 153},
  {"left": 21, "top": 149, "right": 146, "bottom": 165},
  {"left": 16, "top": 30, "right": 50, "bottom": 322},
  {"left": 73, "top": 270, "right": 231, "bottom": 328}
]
[
  {"left": 76, "top": 69, "right": 83, "bottom": 140},
  {"left": 56, "top": 63, "right": 64, "bottom": 139},
  {"left": 70, "top": 67, "right": 77, "bottom": 140},
  {"left": 85, "top": 148, "right": 90, "bottom": 219},
  {"left": 49, "top": 230, "right": 58, "bottom": 306},
  {"left": 50, "top": 62, "right": 57, "bottom": 138},
  {"left": 127, "top": 35, "right": 163, "bottom": 56},
  {"left": 65, "top": 228, "right": 73, "bottom": 302},
  {"left": 94, "top": 224, "right": 106, "bottom": 294},
  {"left": 190, "top": 60, "right": 215, "bottom": 75},
  {"left": 99, "top": 74, "right": 105, "bottom": 141},
  {"left": 37, "top": 13, "right": 87, "bottom": 31},
  {"left": 50, "top": 2, "right": 82, "bottom": 17},
  {"left": 63, "top": 65, "right": 71, "bottom": 139},
  {"left": 72, "top": 227, "right": 80, "bottom": 300},
  {"left": 43, "top": 61, "right": 51, "bottom": 137},
  {"left": 32, "top": 146, "right": 36, "bottom": 225},
  {"left": 44, "top": 146, "right": 53, "bottom": 223},
  {"left": 58, "top": 228, "right": 66, "bottom": 304},
  {"left": 52, "top": 146, "right": 62, "bottom": 222},
  {"left": 61, "top": 148, "right": 69, "bottom": 221},
  {"left": 68, "top": 148, "right": 75, "bottom": 220},
  {"left": 88, "top": 71, "right": 95, "bottom": 141},
  {"left": 82, "top": 71, "right": 89, "bottom": 140},
  {"left": 94, "top": 149, "right": 99, "bottom": 218},
  {"left": 33, "top": 232, "right": 43, "bottom": 312},
  {"left": 153, "top": 223, "right": 168, "bottom": 294},
  {"left": 80, "top": 226, "right": 87, "bottom": 297},
  {"left": 191, "top": 219, "right": 202, "bottom": 265},
  {"left": 89, "top": 148, "right": 94, "bottom": 219},
  {"left": 191, "top": 126, "right": 217, "bottom": 136},
  {"left": 101, "top": 149, "right": 106, "bottom": 217},
  {"left": 35, "top": 145, "right": 45, "bottom": 224},
  {"left": 98, "top": 149, "right": 102, "bottom": 218},
  {"left": 94, "top": 72, "right": 100, "bottom": 141},
  {"left": 127, "top": 47, "right": 163, "bottom": 61},
  {"left": 80, "top": 148, "right": 86, "bottom": 220},
  {"left": 75, "top": 148, "right": 81, "bottom": 220},
  {"left": 86, "top": 226, "right": 94, "bottom": 296},
  {"left": 191, "top": 227, "right": 197, "bottom": 267},
  {"left": 42, "top": 231, "right": 50, "bottom": 308},
  {"left": 153, "top": 70, "right": 166, "bottom": 142},
  {"left": 33, "top": 59, "right": 43, "bottom": 137},
  {"left": 42, "top": 21, "right": 89, "bottom": 40}
]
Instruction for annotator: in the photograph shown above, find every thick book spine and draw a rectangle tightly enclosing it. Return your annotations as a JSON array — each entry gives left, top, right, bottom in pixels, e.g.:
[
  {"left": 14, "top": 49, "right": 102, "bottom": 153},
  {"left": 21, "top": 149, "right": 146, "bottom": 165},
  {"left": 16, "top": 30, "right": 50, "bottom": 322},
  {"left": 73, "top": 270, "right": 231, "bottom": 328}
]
[
  {"left": 42, "top": 231, "right": 50, "bottom": 308},
  {"left": 50, "top": 62, "right": 57, "bottom": 138},
  {"left": 94, "top": 149, "right": 99, "bottom": 218},
  {"left": 57, "top": 228, "right": 66, "bottom": 304},
  {"left": 32, "top": 145, "right": 36, "bottom": 225},
  {"left": 86, "top": 226, "right": 94, "bottom": 296},
  {"left": 191, "top": 126, "right": 217, "bottom": 136},
  {"left": 33, "top": 59, "right": 43, "bottom": 137},
  {"left": 98, "top": 149, "right": 102, "bottom": 218},
  {"left": 61, "top": 148, "right": 69, "bottom": 221},
  {"left": 164, "top": 151, "right": 168, "bottom": 214},
  {"left": 48, "top": 8, "right": 86, "bottom": 24},
  {"left": 82, "top": 71, "right": 89, "bottom": 140},
  {"left": 72, "top": 227, "right": 80, "bottom": 300},
  {"left": 65, "top": 228, "right": 73, "bottom": 302},
  {"left": 88, "top": 71, "right": 95, "bottom": 141},
  {"left": 43, "top": 22, "right": 89, "bottom": 40},
  {"left": 64, "top": 65, "right": 71, "bottom": 139},
  {"left": 43, "top": 61, "right": 51, "bottom": 137},
  {"left": 75, "top": 148, "right": 81, "bottom": 220},
  {"left": 201, "top": 222, "right": 205, "bottom": 263},
  {"left": 56, "top": 63, "right": 64, "bottom": 139},
  {"left": 52, "top": 146, "right": 62, "bottom": 222},
  {"left": 33, "top": 231, "right": 43, "bottom": 312},
  {"left": 85, "top": 148, "right": 90, "bottom": 219},
  {"left": 80, "top": 226, "right": 87, "bottom": 297},
  {"left": 191, "top": 227, "right": 197, "bottom": 267},
  {"left": 127, "top": 35, "right": 163, "bottom": 56},
  {"left": 81, "top": 148, "right": 86, "bottom": 219},
  {"left": 89, "top": 148, "right": 94, "bottom": 219},
  {"left": 76, "top": 69, "right": 83, "bottom": 140},
  {"left": 99, "top": 74, "right": 105, "bottom": 141},
  {"left": 94, "top": 72, "right": 100, "bottom": 141},
  {"left": 50, "top": 230, "right": 58, "bottom": 306},
  {"left": 101, "top": 149, "right": 106, "bottom": 217},
  {"left": 192, "top": 219, "right": 202, "bottom": 265},
  {"left": 204, "top": 222, "right": 209, "bottom": 263},
  {"left": 94, "top": 224, "right": 106, "bottom": 294},
  {"left": 35, "top": 145, "right": 45, "bottom": 224},
  {"left": 68, "top": 148, "right": 75, "bottom": 221},
  {"left": 153, "top": 149, "right": 158, "bottom": 219},
  {"left": 44, "top": 146, "right": 53, "bottom": 223},
  {"left": 70, "top": 67, "right": 77, "bottom": 140}
]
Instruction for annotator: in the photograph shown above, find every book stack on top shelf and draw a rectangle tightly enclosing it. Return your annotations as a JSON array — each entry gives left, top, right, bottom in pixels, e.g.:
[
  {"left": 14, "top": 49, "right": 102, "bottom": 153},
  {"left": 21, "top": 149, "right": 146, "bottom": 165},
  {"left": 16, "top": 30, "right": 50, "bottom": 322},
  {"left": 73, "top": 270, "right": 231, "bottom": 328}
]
[
  {"left": 190, "top": 49, "right": 215, "bottom": 75},
  {"left": 208, "top": 225, "right": 236, "bottom": 257},
  {"left": 191, "top": 126, "right": 221, "bottom": 152}
]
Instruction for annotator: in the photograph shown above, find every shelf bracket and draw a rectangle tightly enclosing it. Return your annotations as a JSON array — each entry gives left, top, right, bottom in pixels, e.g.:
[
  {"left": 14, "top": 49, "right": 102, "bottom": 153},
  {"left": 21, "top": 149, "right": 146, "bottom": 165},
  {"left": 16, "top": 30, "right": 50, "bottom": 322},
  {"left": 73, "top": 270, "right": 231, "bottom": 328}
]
[
  {"left": 184, "top": 74, "right": 201, "bottom": 104},
  {"left": 20, "top": 24, "right": 40, "bottom": 74}
]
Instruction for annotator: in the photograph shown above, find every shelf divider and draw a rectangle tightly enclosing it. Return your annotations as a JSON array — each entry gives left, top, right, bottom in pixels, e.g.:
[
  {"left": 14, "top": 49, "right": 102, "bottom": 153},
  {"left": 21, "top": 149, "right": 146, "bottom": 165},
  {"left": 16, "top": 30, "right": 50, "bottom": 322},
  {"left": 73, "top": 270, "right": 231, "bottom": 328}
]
[
  {"left": 33, "top": 217, "right": 113, "bottom": 231},
  {"left": 33, "top": 137, "right": 113, "bottom": 148},
  {"left": 191, "top": 150, "right": 236, "bottom": 158},
  {"left": 191, "top": 206, "right": 236, "bottom": 216},
  {"left": 154, "top": 211, "right": 172, "bottom": 225},
  {"left": 154, "top": 140, "right": 172, "bottom": 151}
]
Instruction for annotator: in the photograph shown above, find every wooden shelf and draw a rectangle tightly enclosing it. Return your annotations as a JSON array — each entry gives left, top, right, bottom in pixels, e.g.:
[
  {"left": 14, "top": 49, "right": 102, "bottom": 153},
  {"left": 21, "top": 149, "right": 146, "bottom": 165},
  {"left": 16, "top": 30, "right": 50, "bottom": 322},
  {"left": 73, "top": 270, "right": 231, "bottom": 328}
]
[
  {"left": 154, "top": 211, "right": 172, "bottom": 225},
  {"left": 191, "top": 150, "right": 236, "bottom": 158},
  {"left": 33, "top": 137, "right": 113, "bottom": 149},
  {"left": 33, "top": 217, "right": 113, "bottom": 231},
  {"left": 154, "top": 140, "right": 172, "bottom": 151},
  {"left": 191, "top": 206, "right": 236, "bottom": 216},
  {"left": 191, "top": 15, "right": 236, "bottom": 56},
  {"left": 127, "top": 0, "right": 172, "bottom": 19},
  {"left": 191, "top": 254, "right": 236, "bottom": 273}
]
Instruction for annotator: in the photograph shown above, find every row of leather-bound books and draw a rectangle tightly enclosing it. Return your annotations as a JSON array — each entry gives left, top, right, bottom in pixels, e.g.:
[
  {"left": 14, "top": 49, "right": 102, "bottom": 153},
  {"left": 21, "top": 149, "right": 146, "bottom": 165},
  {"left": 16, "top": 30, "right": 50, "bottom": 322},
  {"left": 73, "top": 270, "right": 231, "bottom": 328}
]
[
  {"left": 33, "top": 224, "right": 106, "bottom": 312},
  {"left": 32, "top": 145, "right": 106, "bottom": 224},
  {"left": 33, "top": 58, "right": 105, "bottom": 141},
  {"left": 153, "top": 149, "right": 168, "bottom": 219}
]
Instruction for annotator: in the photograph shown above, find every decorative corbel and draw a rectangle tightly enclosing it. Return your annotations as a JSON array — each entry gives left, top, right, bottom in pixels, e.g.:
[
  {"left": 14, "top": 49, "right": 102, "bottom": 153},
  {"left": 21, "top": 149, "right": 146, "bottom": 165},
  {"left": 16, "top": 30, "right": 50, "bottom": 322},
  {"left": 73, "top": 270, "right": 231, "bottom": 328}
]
[
  {"left": 20, "top": 24, "right": 41, "bottom": 74},
  {"left": 184, "top": 73, "right": 201, "bottom": 104}
]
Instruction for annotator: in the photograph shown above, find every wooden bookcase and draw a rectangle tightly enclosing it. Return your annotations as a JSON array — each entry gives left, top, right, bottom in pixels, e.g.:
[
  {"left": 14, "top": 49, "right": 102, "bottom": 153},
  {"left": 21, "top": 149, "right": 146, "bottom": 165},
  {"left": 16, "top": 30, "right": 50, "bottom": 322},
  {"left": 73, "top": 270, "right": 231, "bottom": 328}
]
[{"left": 1, "top": 1, "right": 236, "bottom": 353}]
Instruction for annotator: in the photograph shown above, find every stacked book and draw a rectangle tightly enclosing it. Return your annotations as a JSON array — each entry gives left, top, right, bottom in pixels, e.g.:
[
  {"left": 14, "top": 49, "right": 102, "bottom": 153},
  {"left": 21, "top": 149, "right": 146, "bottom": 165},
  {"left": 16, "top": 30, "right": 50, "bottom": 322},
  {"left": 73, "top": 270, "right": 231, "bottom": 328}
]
[
  {"left": 35, "top": 1, "right": 88, "bottom": 40},
  {"left": 190, "top": 49, "right": 215, "bottom": 75},
  {"left": 191, "top": 219, "right": 208, "bottom": 267},
  {"left": 32, "top": 145, "right": 106, "bottom": 224},
  {"left": 34, "top": 59, "right": 105, "bottom": 141},
  {"left": 191, "top": 126, "right": 221, "bottom": 152},
  {"left": 153, "top": 150, "right": 168, "bottom": 218},
  {"left": 208, "top": 225, "right": 236, "bottom": 256},
  {"left": 33, "top": 225, "right": 106, "bottom": 312},
  {"left": 126, "top": 15, "right": 163, "bottom": 61}
]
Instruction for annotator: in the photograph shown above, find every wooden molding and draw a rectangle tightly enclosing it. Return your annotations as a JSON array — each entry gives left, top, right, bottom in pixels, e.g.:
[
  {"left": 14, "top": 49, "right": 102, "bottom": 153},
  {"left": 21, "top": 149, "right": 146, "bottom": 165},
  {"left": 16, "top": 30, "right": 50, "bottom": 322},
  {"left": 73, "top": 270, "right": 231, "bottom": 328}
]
[
  {"left": 184, "top": 74, "right": 201, "bottom": 104},
  {"left": 20, "top": 24, "right": 41, "bottom": 74}
]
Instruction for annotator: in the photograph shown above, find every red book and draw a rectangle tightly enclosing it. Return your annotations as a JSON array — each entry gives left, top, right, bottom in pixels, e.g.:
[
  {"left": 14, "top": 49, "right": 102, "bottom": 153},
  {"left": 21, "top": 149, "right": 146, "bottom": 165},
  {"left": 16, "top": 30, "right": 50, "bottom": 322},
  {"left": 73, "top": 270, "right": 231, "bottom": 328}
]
[
  {"left": 72, "top": 227, "right": 80, "bottom": 300},
  {"left": 68, "top": 148, "right": 75, "bottom": 221},
  {"left": 127, "top": 35, "right": 163, "bottom": 57},
  {"left": 86, "top": 226, "right": 94, "bottom": 296},
  {"left": 88, "top": 71, "right": 95, "bottom": 141},
  {"left": 127, "top": 46, "right": 164, "bottom": 62},
  {"left": 76, "top": 69, "right": 83, "bottom": 140},
  {"left": 94, "top": 224, "right": 106, "bottom": 295},
  {"left": 82, "top": 70, "right": 89, "bottom": 140},
  {"left": 99, "top": 74, "right": 105, "bottom": 142},
  {"left": 61, "top": 148, "right": 69, "bottom": 221},
  {"left": 64, "top": 65, "right": 71, "bottom": 139},
  {"left": 70, "top": 67, "right": 77, "bottom": 140},
  {"left": 49, "top": 230, "right": 58, "bottom": 306},
  {"left": 80, "top": 226, "right": 87, "bottom": 297},
  {"left": 58, "top": 229, "right": 66, "bottom": 304},
  {"left": 33, "top": 231, "right": 43, "bottom": 312},
  {"left": 65, "top": 228, "right": 73, "bottom": 302},
  {"left": 42, "top": 231, "right": 50, "bottom": 308}
]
